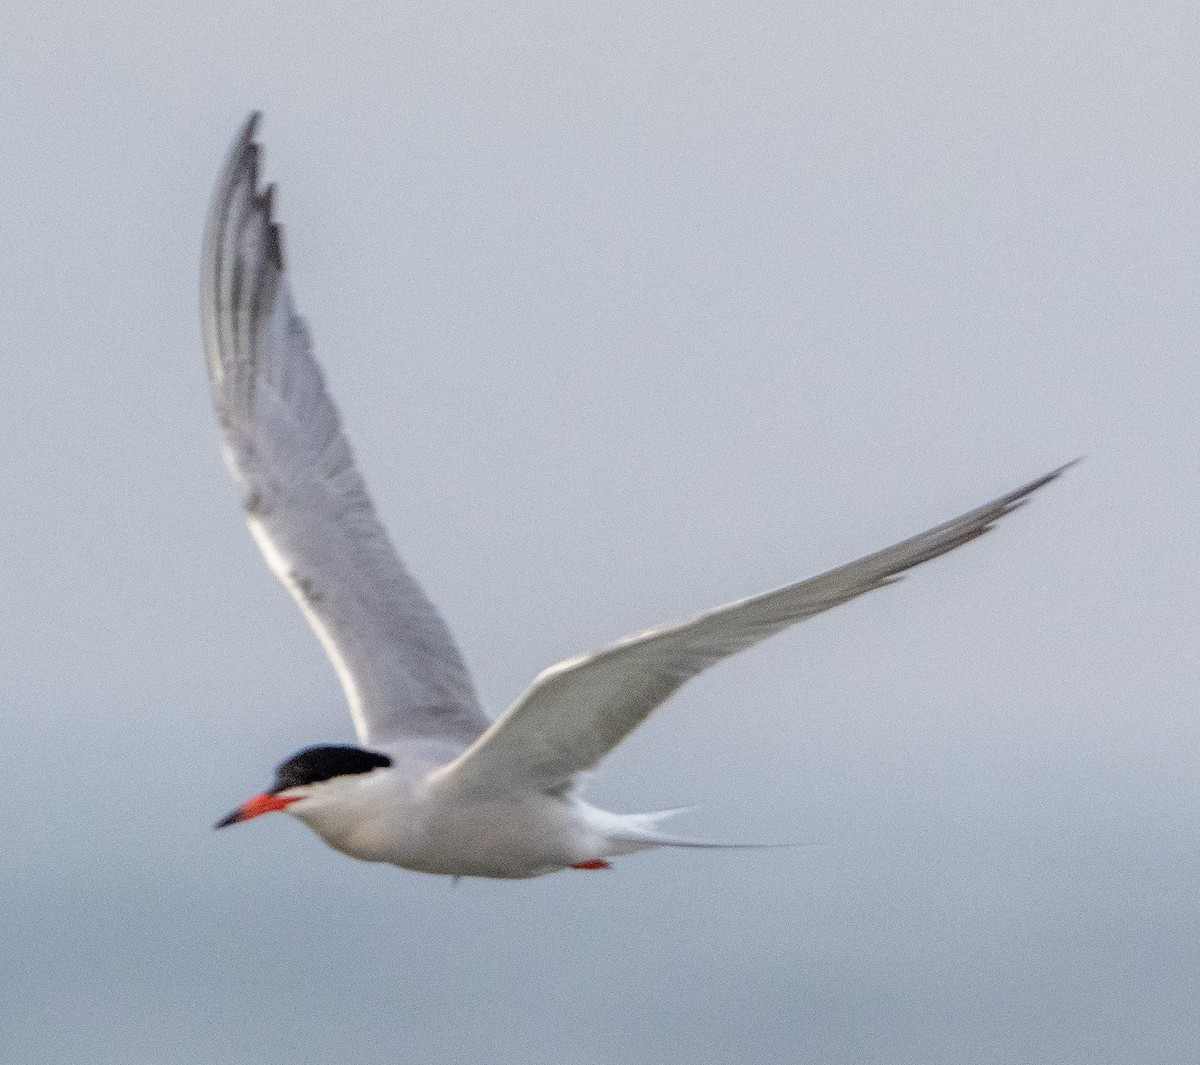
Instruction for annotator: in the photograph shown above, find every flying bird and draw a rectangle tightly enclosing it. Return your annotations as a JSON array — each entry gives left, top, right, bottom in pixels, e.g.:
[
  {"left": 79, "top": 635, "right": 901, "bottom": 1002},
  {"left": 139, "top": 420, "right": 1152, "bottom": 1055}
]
[{"left": 204, "top": 114, "right": 1072, "bottom": 880}]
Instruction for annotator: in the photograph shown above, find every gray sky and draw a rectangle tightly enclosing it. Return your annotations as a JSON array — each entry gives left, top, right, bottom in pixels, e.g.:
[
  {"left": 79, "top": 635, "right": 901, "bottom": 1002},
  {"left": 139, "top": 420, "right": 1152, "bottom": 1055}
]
[{"left": 2, "top": 2, "right": 1198, "bottom": 1062}]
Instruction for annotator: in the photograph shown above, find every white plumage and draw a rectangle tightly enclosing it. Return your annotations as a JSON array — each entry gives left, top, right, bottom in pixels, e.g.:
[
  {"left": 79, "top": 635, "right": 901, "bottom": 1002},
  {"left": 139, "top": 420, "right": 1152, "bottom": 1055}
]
[{"left": 205, "top": 114, "right": 1072, "bottom": 879}]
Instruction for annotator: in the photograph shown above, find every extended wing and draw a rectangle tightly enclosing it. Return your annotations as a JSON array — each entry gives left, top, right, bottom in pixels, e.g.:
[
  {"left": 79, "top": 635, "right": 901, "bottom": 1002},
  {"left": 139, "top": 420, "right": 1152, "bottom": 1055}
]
[
  {"left": 435, "top": 463, "right": 1073, "bottom": 797},
  {"left": 201, "top": 114, "right": 489, "bottom": 746}
]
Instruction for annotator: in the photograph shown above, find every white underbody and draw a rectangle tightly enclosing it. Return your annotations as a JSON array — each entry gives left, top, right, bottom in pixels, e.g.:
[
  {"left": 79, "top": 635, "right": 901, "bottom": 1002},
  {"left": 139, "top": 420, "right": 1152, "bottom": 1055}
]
[{"left": 285, "top": 740, "right": 658, "bottom": 879}]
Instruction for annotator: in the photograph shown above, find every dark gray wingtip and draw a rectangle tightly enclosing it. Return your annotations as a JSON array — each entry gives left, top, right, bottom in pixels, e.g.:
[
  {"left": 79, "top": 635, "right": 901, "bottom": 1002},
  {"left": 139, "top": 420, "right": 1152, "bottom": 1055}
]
[
  {"left": 987, "top": 457, "right": 1082, "bottom": 519},
  {"left": 257, "top": 182, "right": 286, "bottom": 271},
  {"left": 240, "top": 110, "right": 262, "bottom": 144},
  {"left": 1030, "top": 456, "right": 1084, "bottom": 490},
  {"left": 231, "top": 112, "right": 264, "bottom": 192}
]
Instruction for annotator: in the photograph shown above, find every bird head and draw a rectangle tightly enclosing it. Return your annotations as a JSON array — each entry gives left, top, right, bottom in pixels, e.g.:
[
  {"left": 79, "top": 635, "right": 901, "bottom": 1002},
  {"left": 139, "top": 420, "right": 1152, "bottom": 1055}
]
[{"left": 214, "top": 744, "right": 393, "bottom": 828}]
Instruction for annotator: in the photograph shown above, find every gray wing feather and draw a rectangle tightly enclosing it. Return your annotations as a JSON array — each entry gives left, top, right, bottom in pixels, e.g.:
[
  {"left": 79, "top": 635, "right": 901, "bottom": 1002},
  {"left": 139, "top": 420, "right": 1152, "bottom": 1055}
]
[
  {"left": 436, "top": 463, "right": 1074, "bottom": 796},
  {"left": 201, "top": 114, "right": 489, "bottom": 746}
]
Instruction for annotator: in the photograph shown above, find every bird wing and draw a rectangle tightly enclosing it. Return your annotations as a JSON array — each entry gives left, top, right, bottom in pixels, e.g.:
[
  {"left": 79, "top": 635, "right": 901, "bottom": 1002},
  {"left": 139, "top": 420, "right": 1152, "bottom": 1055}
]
[
  {"left": 433, "top": 463, "right": 1073, "bottom": 797},
  {"left": 200, "top": 114, "right": 490, "bottom": 747}
]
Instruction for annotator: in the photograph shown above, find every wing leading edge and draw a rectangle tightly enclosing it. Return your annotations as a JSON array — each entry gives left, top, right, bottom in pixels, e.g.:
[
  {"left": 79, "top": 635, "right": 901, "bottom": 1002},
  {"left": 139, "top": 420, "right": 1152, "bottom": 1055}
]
[{"left": 435, "top": 462, "right": 1075, "bottom": 798}]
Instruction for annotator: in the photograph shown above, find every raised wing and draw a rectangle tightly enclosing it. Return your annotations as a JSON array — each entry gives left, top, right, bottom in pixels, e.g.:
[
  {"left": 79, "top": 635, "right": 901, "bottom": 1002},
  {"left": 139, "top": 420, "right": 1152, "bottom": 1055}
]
[
  {"left": 201, "top": 114, "right": 490, "bottom": 747},
  {"left": 435, "top": 463, "right": 1074, "bottom": 797}
]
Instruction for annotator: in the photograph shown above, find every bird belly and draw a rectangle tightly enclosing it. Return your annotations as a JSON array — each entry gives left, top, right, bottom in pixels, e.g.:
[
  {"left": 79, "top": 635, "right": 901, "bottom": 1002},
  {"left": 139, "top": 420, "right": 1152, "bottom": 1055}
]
[{"left": 316, "top": 789, "right": 599, "bottom": 880}]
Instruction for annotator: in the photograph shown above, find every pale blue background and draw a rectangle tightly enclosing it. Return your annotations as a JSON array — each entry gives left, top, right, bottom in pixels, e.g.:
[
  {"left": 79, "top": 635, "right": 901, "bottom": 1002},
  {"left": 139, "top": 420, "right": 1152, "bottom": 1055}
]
[{"left": 2, "top": 3, "right": 1197, "bottom": 1062}]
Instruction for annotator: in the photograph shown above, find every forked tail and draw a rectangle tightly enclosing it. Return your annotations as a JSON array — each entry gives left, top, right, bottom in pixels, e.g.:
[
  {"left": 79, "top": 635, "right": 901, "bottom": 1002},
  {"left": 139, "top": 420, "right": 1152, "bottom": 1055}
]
[{"left": 607, "top": 806, "right": 792, "bottom": 852}]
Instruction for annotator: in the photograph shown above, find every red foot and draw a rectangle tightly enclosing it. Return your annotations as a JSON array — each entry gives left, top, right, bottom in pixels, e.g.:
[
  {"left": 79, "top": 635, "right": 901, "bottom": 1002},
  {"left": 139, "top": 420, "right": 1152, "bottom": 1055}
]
[{"left": 571, "top": 859, "right": 612, "bottom": 871}]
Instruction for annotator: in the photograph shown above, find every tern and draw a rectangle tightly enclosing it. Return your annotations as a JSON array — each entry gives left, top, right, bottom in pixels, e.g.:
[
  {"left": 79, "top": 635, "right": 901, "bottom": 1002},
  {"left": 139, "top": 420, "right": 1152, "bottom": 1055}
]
[{"left": 205, "top": 114, "right": 1071, "bottom": 880}]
